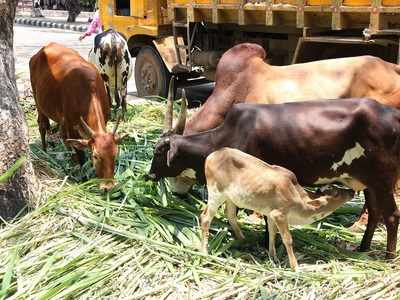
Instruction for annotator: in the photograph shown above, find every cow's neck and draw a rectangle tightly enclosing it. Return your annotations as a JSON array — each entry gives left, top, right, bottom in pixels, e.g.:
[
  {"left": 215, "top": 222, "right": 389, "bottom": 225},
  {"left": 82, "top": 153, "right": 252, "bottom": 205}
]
[
  {"left": 88, "top": 96, "right": 107, "bottom": 133},
  {"left": 176, "top": 133, "right": 215, "bottom": 181}
]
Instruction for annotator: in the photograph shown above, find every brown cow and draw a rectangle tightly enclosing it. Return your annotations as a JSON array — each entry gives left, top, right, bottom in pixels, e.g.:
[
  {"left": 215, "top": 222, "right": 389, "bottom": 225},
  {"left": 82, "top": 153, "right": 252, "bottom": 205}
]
[
  {"left": 29, "top": 43, "right": 121, "bottom": 190},
  {"left": 183, "top": 43, "right": 400, "bottom": 135}
]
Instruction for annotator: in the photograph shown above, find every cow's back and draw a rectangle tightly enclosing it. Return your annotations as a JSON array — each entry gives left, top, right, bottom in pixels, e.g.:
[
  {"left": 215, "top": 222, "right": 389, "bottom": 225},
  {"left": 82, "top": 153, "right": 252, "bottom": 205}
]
[
  {"left": 30, "top": 43, "right": 110, "bottom": 124},
  {"left": 184, "top": 49, "right": 400, "bottom": 135}
]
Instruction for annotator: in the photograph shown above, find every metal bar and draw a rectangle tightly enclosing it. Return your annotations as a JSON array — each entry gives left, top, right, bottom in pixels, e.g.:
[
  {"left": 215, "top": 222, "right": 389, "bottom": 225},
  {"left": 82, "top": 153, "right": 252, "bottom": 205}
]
[
  {"left": 398, "top": 37, "right": 400, "bottom": 64},
  {"left": 172, "top": 25, "right": 183, "bottom": 65},
  {"left": 291, "top": 37, "right": 304, "bottom": 64},
  {"left": 187, "top": 22, "right": 192, "bottom": 67},
  {"left": 299, "top": 36, "right": 395, "bottom": 46},
  {"left": 189, "top": 22, "right": 198, "bottom": 50}
]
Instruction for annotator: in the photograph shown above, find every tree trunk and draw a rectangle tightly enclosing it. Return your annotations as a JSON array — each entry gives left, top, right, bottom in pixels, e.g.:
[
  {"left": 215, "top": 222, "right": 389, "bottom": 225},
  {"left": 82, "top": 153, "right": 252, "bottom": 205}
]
[
  {"left": 0, "top": 0, "right": 36, "bottom": 219},
  {"left": 65, "top": 0, "right": 81, "bottom": 22}
]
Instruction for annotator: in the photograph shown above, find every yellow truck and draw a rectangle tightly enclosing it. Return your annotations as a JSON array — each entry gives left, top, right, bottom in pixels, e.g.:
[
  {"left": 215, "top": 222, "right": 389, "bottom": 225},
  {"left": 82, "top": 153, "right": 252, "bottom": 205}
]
[{"left": 99, "top": 0, "right": 400, "bottom": 97}]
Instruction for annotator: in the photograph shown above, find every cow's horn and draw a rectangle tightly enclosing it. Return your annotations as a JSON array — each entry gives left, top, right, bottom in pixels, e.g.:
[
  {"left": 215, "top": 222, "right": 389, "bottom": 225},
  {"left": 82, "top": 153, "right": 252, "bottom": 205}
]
[
  {"left": 164, "top": 76, "right": 175, "bottom": 132},
  {"left": 80, "top": 117, "right": 95, "bottom": 138},
  {"left": 172, "top": 89, "right": 187, "bottom": 134},
  {"left": 113, "top": 114, "right": 121, "bottom": 135}
]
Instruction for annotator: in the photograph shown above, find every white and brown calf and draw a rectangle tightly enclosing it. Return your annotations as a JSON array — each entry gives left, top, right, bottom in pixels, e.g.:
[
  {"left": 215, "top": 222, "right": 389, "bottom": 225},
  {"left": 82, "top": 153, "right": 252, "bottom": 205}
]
[
  {"left": 201, "top": 148, "right": 354, "bottom": 271},
  {"left": 88, "top": 29, "right": 132, "bottom": 114}
]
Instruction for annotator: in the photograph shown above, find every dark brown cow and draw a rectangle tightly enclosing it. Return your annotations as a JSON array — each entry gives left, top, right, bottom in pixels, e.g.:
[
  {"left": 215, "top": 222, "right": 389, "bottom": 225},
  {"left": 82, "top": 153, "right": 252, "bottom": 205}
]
[
  {"left": 30, "top": 43, "right": 121, "bottom": 190},
  {"left": 149, "top": 98, "right": 400, "bottom": 259}
]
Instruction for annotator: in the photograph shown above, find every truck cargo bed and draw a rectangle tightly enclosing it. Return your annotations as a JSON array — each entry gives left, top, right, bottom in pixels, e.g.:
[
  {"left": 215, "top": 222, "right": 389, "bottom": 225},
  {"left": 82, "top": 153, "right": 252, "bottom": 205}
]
[{"left": 170, "top": 0, "right": 400, "bottom": 32}]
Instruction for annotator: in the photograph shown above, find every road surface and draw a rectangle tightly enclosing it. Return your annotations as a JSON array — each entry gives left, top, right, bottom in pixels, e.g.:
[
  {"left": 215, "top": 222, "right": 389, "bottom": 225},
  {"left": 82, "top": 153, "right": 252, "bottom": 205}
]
[{"left": 13, "top": 24, "right": 213, "bottom": 104}]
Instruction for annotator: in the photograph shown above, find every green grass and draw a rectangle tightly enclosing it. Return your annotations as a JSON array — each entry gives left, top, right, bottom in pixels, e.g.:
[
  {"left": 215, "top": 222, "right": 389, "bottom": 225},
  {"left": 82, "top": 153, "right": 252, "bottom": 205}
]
[{"left": 0, "top": 96, "right": 400, "bottom": 299}]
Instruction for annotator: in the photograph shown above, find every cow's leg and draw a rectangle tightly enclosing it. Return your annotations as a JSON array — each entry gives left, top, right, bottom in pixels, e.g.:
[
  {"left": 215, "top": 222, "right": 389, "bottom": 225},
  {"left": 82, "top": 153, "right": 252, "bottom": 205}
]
[
  {"left": 121, "top": 90, "right": 127, "bottom": 117},
  {"left": 65, "top": 127, "right": 86, "bottom": 165},
  {"left": 270, "top": 210, "right": 298, "bottom": 271},
  {"left": 225, "top": 200, "right": 245, "bottom": 240},
  {"left": 358, "top": 188, "right": 380, "bottom": 252},
  {"left": 37, "top": 112, "right": 50, "bottom": 151},
  {"left": 264, "top": 215, "right": 270, "bottom": 249},
  {"left": 381, "top": 192, "right": 400, "bottom": 259},
  {"left": 105, "top": 85, "right": 112, "bottom": 108},
  {"left": 200, "top": 192, "right": 224, "bottom": 254},
  {"left": 74, "top": 149, "right": 86, "bottom": 166},
  {"left": 113, "top": 87, "right": 120, "bottom": 108},
  {"left": 267, "top": 217, "right": 278, "bottom": 259}
]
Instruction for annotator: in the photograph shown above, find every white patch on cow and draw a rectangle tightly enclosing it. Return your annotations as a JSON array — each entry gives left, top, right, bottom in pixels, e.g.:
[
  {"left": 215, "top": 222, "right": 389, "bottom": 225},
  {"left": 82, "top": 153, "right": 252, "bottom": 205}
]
[
  {"left": 314, "top": 173, "right": 366, "bottom": 191},
  {"left": 167, "top": 168, "right": 196, "bottom": 194},
  {"left": 180, "top": 168, "right": 196, "bottom": 179},
  {"left": 331, "top": 142, "right": 365, "bottom": 171}
]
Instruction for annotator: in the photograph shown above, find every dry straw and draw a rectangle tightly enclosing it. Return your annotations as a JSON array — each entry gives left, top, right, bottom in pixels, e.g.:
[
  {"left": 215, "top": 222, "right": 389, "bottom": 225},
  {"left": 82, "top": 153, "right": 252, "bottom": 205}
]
[{"left": 0, "top": 98, "right": 399, "bottom": 299}]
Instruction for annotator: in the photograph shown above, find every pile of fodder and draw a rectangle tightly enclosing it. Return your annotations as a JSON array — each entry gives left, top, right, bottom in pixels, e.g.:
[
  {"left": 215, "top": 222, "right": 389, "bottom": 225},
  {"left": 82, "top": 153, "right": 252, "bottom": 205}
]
[{"left": 0, "top": 101, "right": 400, "bottom": 299}]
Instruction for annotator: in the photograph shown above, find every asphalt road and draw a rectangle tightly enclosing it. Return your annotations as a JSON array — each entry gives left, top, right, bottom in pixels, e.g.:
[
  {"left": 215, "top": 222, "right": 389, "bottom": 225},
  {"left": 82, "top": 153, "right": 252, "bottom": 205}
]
[{"left": 13, "top": 24, "right": 214, "bottom": 105}]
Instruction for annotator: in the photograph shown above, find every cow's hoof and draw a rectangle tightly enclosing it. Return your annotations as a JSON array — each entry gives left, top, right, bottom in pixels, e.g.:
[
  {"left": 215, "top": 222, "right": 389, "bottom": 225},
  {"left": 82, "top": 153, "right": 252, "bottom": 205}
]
[
  {"left": 385, "top": 252, "right": 396, "bottom": 260},
  {"left": 357, "top": 245, "right": 370, "bottom": 252}
]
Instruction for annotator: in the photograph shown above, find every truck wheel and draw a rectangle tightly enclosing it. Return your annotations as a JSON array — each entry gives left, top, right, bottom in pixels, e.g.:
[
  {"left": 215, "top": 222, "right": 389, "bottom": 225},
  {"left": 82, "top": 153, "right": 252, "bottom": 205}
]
[{"left": 135, "top": 46, "right": 170, "bottom": 98}]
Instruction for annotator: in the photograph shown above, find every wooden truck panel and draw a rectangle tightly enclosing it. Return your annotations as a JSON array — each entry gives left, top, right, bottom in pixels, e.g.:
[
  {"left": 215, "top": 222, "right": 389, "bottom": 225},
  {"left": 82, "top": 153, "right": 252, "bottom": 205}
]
[
  {"left": 101, "top": 0, "right": 400, "bottom": 97},
  {"left": 170, "top": 0, "right": 400, "bottom": 32}
]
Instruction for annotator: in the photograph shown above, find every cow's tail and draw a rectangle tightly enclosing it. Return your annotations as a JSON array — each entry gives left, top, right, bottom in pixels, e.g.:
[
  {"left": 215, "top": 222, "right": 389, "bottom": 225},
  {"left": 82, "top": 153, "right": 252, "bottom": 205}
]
[{"left": 110, "top": 31, "right": 120, "bottom": 110}]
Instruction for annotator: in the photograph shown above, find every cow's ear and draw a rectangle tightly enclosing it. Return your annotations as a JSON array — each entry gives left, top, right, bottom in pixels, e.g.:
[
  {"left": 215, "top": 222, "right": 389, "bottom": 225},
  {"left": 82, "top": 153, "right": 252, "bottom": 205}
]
[
  {"left": 65, "top": 139, "right": 90, "bottom": 150},
  {"left": 167, "top": 139, "right": 179, "bottom": 167}
]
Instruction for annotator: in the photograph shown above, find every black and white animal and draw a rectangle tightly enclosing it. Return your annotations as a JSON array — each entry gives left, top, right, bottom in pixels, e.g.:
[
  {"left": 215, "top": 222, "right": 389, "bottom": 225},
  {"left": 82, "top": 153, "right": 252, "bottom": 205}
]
[{"left": 89, "top": 29, "right": 133, "bottom": 114}]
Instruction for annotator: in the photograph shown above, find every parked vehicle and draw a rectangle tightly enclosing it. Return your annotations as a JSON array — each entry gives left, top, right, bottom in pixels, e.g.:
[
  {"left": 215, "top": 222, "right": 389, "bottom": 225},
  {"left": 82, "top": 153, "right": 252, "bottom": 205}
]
[{"left": 98, "top": 0, "right": 400, "bottom": 97}]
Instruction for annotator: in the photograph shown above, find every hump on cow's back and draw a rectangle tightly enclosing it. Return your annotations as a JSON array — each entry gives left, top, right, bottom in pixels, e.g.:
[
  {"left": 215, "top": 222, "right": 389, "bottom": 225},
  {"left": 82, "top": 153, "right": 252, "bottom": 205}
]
[
  {"left": 215, "top": 43, "right": 266, "bottom": 77},
  {"left": 228, "top": 43, "right": 266, "bottom": 60},
  {"left": 30, "top": 42, "right": 81, "bottom": 72}
]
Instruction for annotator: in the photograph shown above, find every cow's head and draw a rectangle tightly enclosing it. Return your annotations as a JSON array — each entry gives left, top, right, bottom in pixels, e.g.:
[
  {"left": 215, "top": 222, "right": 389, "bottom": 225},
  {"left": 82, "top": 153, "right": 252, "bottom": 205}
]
[
  {"left": 66, "top": 117, "right": 121, "bottom": 190},
  {"left": 147, "top": 77, "right": 195, "bottom": 193}
]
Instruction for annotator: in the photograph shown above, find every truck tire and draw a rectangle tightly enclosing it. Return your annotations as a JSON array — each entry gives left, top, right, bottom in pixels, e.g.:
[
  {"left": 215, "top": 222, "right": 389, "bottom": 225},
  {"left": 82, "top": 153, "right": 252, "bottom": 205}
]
[{"left": 135, "top": 46, "right": 170, "bottom": 98}]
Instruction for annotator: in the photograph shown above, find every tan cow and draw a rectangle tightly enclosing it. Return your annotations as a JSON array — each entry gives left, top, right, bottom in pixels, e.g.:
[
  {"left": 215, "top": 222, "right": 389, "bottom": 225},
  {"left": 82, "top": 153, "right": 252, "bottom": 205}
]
[
  {"left": 200, "top": 148, "right": 355, "bottom": 270},
  {"left": 184, "top": 43, "right": 400, "bottom": 135},
  {"left": 30, "top": 43, "right": 121, "bottom": 190}
]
